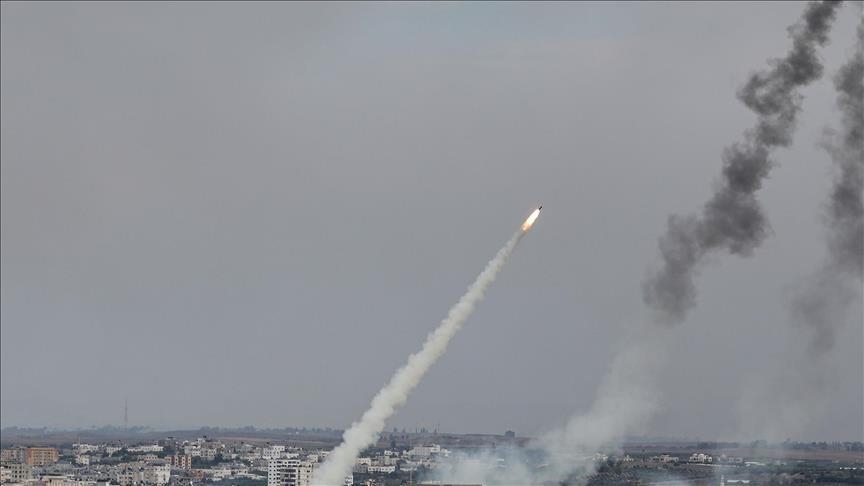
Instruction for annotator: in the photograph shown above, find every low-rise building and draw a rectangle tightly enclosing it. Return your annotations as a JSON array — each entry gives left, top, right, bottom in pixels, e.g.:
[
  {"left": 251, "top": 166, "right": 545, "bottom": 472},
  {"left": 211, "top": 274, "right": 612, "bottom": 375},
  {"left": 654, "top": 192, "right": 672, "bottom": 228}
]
[
  {"left": 127, "top": 446, "right": 163, "bottom": 454},
  {"left": 366, "top": 465, "right": 395, "bottom": 474},
  {"left": 689, "top": 453, "right": 713, "bottom": 464}
]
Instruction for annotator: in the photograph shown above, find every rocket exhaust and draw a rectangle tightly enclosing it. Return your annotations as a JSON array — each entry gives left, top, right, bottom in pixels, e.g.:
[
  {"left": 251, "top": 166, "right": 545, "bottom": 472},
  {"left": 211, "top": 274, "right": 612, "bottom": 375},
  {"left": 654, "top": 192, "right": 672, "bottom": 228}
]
[{"left": 311, "top": 208, "right": 540, "bottom": 485}]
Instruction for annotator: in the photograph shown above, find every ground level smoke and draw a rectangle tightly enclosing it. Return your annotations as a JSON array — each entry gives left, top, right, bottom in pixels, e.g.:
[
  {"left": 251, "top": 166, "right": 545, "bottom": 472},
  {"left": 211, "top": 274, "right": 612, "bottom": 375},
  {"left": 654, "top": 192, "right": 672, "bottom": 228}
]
[
  {"left": 431, "top": 331, "right": 668, "bottom": 485},
  {"left": 312, "top": 230, "right": 527, "bottom": 485}
]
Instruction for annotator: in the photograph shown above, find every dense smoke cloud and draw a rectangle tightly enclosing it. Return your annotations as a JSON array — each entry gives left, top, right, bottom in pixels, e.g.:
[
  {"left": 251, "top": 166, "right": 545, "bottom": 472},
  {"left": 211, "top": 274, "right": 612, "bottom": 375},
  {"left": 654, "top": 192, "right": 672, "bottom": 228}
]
[{"left": 643, "top": 1, "right": 841, "bottom": 324}]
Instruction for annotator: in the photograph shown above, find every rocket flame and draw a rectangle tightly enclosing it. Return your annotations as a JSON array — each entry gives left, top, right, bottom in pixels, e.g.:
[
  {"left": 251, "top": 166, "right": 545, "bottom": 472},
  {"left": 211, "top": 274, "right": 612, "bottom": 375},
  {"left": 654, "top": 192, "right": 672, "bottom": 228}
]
[{"left": 522, "top": 208, "right": 541, "bottom": 232}]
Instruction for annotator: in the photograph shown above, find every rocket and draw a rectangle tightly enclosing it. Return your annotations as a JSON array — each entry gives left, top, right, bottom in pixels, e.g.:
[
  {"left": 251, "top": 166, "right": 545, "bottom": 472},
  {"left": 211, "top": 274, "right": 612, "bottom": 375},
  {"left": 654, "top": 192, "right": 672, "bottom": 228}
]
[{"left": 522, "top": 206, "right": 542, "bottom": 232}]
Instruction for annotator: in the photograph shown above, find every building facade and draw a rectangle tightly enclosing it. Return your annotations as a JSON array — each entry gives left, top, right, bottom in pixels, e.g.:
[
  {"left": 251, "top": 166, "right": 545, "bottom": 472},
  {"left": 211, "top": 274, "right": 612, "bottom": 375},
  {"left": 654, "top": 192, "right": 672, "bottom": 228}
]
[
  {"left": 0, "top": 448, "right": 26, "bottom": 464},
  {"left": 25, "top": 447, "right": 59, "bottom": 466},
  {"left": 268, "top": 459, "right": 316, "bottom": 486}
]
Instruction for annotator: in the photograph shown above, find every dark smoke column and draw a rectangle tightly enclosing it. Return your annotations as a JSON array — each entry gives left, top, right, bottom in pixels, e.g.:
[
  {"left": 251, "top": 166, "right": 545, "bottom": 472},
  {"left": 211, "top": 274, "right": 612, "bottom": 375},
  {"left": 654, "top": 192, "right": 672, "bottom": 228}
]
[
  {"left": 792, "top": 17, "right": 863, "bottom": 354},
  {"left": 643, "top": 1, "right": 842, "bottom": 323}
]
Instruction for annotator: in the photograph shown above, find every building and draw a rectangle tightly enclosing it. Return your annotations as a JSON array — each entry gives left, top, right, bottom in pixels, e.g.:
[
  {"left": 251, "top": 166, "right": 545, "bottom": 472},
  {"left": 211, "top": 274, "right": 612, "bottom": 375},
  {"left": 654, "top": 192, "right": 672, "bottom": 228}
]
[
  {"left": 166, "top": 454, "right": 192, "bottom": 470},
  {"left": 72, "top": 444, "right": 100, "bottom": 454},
  {"left": 268, "top": 459, "right": 315, "bottom": 486},
  {"left": 25, "top": 447, "right": 59, "bottom": 466},
  {"left": 142, "top": 464, "right": 171, "bottom": 485},
  {"left": 128, "top": 445, "right": 164, "bottom": 454},
  {"left": 40, "top": 474, "right": 78, "bottom": 486},
  {"left": 689, "top": 453, "right": 713, "bottom": 464},
  {"left": 0, "top": 448, "right": 26, "bottom": 464},
  {"left": 4, "top": 463, "right": 33, "bottom": 482},
  {"left": 114, "top": 463, "right": 171, "bottom": 486},
  {"left": 261, "top": 446, "right": 285, "bottom": 460}
]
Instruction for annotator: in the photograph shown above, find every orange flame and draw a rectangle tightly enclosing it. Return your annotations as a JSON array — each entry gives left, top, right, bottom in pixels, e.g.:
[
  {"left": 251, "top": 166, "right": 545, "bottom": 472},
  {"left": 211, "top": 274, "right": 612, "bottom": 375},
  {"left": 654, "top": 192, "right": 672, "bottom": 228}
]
[{"left": 521, "top": 208, "right": 541, "bottom": 231}]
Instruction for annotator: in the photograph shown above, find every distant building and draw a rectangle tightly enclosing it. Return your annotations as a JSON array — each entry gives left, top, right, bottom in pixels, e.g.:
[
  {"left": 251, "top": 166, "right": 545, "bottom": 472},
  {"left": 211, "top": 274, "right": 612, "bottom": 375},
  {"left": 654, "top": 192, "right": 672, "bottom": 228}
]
[
  {"left": 366, "top": 465, "right": 396, "bottom": 474},
  {"left": 115, "top": 463, "right": 171, "bottom": 486},
  {"left": 262, "top": 446, "right": 286, "bottom": 460},
  {"left": 40, "top": 474, "right": 77, "bottom": 486},
  {"left": 689, "top": 453, "right": 713, "bottom": 464},
  {"left": 105, "top": 446, "right": 123, "bottom": 456},
  {"left": 166, "top": 454, "right": 192, "bottom": 470},
  {"left": 128, "top": 445, "right": 164, "bottom": 454},
  {"left": 407, "top": 444, "right": 445, "bottom": 459},
  {"left": 5, "top": 463, "right": 33, "bottom": 482},
  {"left": 0, "top": 448, "right": 26, "bottom": 464},
  {"left": 268, "top": 459, "right": 315, "bottom": 486},
  {"left": 504, "top": 430, "right": 516, "bottom": 439},
  {"left": 25, "top": 447, "right": 59, "bottom": 466},
  {"left": 72, "top": 444, "right": 100, "bottom": 454}
]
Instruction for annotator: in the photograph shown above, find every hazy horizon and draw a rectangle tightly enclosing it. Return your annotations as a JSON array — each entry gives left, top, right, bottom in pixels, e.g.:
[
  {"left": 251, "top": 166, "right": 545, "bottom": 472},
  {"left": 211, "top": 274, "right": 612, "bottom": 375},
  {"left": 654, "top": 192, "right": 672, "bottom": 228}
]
[{"left": 2, "top": 2, "right": 862, "bottom": 442}]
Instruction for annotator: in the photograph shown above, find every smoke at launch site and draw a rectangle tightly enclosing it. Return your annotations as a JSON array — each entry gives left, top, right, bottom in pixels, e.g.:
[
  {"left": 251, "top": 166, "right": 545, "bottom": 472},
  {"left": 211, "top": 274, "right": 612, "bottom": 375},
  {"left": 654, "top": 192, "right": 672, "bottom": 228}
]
[
  {"left": 432, "top": 3, "right": 860, "bottom": 484},
  {"left": 2, "top": 2, "right": 861, "bottom": 445}
]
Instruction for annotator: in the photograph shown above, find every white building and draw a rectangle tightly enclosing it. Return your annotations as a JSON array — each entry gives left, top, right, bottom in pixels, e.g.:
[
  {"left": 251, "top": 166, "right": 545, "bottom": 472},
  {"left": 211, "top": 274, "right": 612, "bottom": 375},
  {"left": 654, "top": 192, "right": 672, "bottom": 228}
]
[
  {"left": 72, "top": 444, "right": 100, "bottom": 454},
  {"left": 261, "top": 446, "right": 285, "bottom": 460},
  {"left": 267, "top": 459, "right": 315, "bottom": 486},
  {"left": 4, "top": 463, "right": 32, "bottom": 482},
  {"left": 127, "top": 446, "right": 164, "bottom": 454},
  {"left": 689, "top": 453, "right": 713, "bottom": 464},
  {"left": 142, "top": 464, "right": 171, "bottom": 485},
  {"left": 114, "top": 464, "right": 171, "bottom": 486}
]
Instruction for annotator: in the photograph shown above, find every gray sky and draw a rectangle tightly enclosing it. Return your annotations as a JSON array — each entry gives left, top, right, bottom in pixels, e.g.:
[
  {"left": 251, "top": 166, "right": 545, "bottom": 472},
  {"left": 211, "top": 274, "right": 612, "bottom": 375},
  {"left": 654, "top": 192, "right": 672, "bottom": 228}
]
[{"left": 2, "top": 2, "right": 861, "bottom": 441}]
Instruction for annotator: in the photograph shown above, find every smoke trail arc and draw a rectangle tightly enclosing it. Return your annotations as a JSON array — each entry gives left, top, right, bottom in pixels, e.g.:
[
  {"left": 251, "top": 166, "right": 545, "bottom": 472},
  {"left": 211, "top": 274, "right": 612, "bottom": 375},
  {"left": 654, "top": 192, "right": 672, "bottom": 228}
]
[
  {"left": 642, "top": 0, "right": 841, "bottom": 324},
  {"left": 794, "top": 14, "right": 863, "bottom": 355},
  {"left": 312, "top": 209, "right": 540, "bottom": 485}
]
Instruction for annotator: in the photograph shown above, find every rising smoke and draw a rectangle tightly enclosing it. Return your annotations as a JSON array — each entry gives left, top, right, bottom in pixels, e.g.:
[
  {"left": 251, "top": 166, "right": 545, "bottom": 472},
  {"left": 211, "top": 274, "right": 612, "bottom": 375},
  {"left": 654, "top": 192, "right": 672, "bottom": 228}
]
[
  {"left": 738, "top": 10, "right": 863, "bottom": 442},
  {"left": 791, "top": 16, "right": 863, "bottom": 354},
  {"left": 312, "top": 227, "right": 530, "bottom": 485},
  {"left": 435, "top": 3, "right": 853, "bottom": 482},
  {"left": 429, "top": 332, "right": 667, "bottom": 485},
  {"left": 643, "top": 1, "right": 842, "bottom": 324}
]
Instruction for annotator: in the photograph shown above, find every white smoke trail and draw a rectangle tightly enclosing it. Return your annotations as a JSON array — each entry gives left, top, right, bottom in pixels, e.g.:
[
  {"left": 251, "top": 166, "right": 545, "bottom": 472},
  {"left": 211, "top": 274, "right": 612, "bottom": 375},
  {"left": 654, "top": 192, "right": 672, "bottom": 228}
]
[
  {"left": 312, "top": 224, "right": 532, "bottom": 485},
  {"left": 430, "top": 328, "right": 667, "bottom": 486},
  {"left": 532, "top": 331, "right": 666, "bottom": 483}
]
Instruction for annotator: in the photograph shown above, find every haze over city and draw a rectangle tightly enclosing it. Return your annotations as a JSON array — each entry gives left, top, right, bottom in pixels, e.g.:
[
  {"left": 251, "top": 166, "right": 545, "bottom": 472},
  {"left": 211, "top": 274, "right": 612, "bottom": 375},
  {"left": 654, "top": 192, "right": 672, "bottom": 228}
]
[{"left": 2, "top": 0, "right": 862, "bottom": 454}]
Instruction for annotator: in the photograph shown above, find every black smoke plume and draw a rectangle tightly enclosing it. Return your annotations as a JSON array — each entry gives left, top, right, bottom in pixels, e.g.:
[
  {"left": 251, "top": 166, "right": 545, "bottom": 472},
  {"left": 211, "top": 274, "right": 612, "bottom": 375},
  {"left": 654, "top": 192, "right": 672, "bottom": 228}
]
[
  {"left": 643, "top": 1, "right": 842, "bottom": 323},
  {"left": 792, "top": 17, "right": 863, "bottom": 354}
]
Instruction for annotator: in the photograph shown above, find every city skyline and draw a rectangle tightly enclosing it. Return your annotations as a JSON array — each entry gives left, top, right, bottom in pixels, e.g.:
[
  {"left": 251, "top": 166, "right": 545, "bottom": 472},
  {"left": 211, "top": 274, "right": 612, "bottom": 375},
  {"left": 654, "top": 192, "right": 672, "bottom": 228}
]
[{"left": 2, "top": 2, "right": 862, "bottom": 443}]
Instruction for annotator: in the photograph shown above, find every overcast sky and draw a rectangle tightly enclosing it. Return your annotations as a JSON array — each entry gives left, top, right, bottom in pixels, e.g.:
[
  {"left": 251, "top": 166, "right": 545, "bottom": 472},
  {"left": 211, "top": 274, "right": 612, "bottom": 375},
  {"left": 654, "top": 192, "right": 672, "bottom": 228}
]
[{"left": 2, "top": 2, "right": 861, "bottom": 441}]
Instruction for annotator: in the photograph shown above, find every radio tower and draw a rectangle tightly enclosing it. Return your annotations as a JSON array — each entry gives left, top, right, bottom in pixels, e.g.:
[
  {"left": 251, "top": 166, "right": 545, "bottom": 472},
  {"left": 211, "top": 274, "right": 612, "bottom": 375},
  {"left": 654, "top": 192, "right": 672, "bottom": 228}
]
[{"left": 124, "top": 399, "right": 128, "bottom": 430}]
